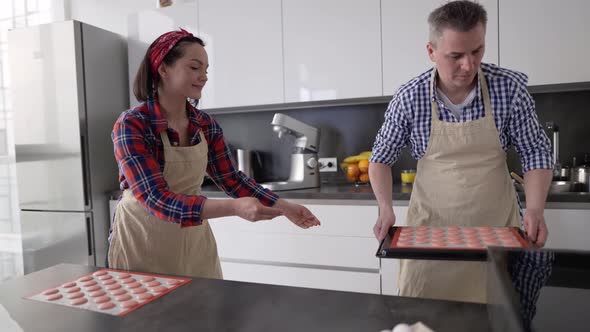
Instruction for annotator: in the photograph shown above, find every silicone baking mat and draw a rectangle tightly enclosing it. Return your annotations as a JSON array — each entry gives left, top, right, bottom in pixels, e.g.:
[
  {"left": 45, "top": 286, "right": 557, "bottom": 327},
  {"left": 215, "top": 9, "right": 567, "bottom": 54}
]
[{"left": 25, "top": 268, "right": 191, "bottom": 316}]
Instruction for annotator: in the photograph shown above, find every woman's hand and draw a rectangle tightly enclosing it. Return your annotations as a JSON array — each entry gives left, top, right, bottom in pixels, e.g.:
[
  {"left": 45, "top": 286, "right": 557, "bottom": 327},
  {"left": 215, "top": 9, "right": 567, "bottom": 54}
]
[
  {"left": 274, "top": 199, "right": 321, "bottom": 229},
  {"left": 232, "top": 197, "right": 283, "bottom": 221}
]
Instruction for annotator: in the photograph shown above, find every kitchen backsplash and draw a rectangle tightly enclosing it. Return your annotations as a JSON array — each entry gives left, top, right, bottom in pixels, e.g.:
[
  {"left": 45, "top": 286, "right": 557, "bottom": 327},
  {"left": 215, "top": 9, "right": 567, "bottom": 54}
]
[
  {"left": 211, "top": 89, "right": 590, "bottom": 183},
  {"left": 519, "top": 90, "right": 590, "bottom": 170}
]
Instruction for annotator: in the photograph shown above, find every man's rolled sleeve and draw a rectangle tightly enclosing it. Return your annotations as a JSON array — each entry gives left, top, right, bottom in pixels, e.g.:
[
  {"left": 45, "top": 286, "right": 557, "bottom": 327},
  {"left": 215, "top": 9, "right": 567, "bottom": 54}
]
[
  {"left": 508, "top": 86, "right": 553, "bottom": 173},
  {"left": 369, "top": 97, "right": 411, "bottom": 166}
]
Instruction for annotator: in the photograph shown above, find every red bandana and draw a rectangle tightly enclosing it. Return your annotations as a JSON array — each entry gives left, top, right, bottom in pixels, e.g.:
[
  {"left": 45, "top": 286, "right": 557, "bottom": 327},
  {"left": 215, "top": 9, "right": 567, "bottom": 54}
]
[{"left": 148, "top": 28, "right": 194, "bottom": 80}]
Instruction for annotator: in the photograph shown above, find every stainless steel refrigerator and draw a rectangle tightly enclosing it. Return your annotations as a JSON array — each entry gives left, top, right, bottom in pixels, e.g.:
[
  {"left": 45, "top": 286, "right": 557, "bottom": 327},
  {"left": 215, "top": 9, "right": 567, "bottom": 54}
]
[{"left": 8, "top": 20, "right": 128, "bottom": 274}]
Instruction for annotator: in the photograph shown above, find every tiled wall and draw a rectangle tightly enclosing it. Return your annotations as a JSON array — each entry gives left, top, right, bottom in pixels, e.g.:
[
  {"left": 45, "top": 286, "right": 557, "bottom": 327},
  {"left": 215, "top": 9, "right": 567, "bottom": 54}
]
[
  {"left": 526, "top": 90, "right": 590, "bottom": 168},
  {"left": 212, "top": 89, "right": 590, "bottom": 183}
]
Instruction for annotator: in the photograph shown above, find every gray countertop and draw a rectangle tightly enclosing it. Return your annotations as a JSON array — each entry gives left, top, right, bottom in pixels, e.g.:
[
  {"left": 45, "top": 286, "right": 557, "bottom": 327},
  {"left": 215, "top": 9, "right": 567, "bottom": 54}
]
[
  {"left": 198, "top": 183, "right": 590, "bottom": 208},
  {"left": 0, "top": 264, "right": 491, "bottom": 332},
  {"left": 110, "top": 183, "right": 590, "bottom": 208}
]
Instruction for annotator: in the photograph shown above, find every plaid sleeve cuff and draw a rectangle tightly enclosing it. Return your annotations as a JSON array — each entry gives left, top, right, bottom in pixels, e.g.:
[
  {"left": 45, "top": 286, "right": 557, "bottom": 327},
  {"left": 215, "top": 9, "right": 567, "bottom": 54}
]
[
  {"left": 369, "top": 147, "right": 397, "bottom": 166},
  {"left": 235, "top": 172, "right": 279, "bottom": 206},
  {"left": 256, "top": 187, "right": 279, "bottom": 207},
  {"left": 179, "top": 195, "right": 207, "bottom": 227},
  {"left": 521, "top": 149, "right": 553, "bottom": 173}
]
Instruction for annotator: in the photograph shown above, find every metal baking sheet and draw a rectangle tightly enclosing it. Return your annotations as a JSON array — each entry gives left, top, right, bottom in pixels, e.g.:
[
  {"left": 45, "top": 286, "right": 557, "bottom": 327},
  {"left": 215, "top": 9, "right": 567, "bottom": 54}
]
[{"left": 376, "top": 226, "right": 529, "bottom": 261}]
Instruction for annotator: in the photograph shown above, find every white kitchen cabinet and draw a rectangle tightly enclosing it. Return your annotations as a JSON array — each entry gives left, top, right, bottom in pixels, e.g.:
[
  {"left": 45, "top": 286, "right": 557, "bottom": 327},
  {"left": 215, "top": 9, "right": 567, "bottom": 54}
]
[
  {"left": 127, "top": 3, "right": 200, "bottom": 107},
  {"left": 543, "top": 208, "right": 590, "bottom": 251},
  {"left": 380, "top": 205, "right": 408, "bottom": 296},
  {"left": 499, "top": 0, "right": 590, "bottom": 85},
  {"left": 282, "top": 0, "right": 382, "bottom": 102},
  {"left": 209, "top": 202, "right": 381, "bottom": 294},
  {"left": 197, "top": 0, "right": 284, "bottom": 109},
  {"left": 381, "top": 0, "right": 499, "bottom": 96}
]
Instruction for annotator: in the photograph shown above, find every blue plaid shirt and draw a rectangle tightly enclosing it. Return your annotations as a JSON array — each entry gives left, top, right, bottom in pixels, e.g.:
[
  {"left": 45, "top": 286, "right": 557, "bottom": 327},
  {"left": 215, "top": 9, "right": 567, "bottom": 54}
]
[{"left": 370, "top": 63, "right": 553, "bottom": 173}]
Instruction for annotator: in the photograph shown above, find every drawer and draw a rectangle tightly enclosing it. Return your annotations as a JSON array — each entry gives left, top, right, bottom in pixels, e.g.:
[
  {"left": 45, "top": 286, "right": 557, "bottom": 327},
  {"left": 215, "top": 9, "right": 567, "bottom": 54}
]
[
  {"left": 212, "top": 230, "right": 380, "bottom": 269},
  {"left": 220, "top": 260, "right": 380, "bottom": 294},
  {"left": 380, "top": 258, "right": 400, "bottom": 296},
  {"left": 209, "top": 204, "right": 378, "bottom": 238},
  {"left": 544, "top": 209, "right": 590, "bottom": 250}
]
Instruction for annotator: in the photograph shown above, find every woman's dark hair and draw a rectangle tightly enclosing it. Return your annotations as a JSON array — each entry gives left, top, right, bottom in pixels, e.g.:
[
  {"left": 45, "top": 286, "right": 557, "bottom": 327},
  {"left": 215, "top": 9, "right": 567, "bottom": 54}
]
[{"left": 133, "top": 36, "right": 205, "bottom": 102}]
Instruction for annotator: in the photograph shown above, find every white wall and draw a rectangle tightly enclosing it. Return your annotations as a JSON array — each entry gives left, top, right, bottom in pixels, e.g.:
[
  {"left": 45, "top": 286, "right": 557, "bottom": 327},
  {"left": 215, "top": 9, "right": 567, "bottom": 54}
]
[{"left": 66, "top": 0, "right": 196, "bottom": 36}]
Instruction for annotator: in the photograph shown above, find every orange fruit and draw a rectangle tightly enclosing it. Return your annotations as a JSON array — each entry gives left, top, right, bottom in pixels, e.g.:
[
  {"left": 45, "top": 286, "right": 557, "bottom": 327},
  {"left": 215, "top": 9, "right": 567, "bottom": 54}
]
[
  {"left": 358, "top": 160, "right": 369, "bottom": 173},
  {"left": 359, "top": 173, "right": 370, "bottom": 183},
  {"left": 346, "top": 173, "right": 358, "bottom": 183},
  {"left": 346, "top": 164, "right": 360, "bottom": 177}
]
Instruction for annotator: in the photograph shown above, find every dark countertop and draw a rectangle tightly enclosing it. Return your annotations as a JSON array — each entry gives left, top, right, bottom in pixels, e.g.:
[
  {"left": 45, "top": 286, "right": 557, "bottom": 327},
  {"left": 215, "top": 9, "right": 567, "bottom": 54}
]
[
  {"left": 197, "top": 183, "right": 590, "bottom": 206},
  {"left": 109, "top": 183, "right": 590, "bottom": 207},
  {"left": 0, "top": 264, "right": 491, "bottom": 332}
]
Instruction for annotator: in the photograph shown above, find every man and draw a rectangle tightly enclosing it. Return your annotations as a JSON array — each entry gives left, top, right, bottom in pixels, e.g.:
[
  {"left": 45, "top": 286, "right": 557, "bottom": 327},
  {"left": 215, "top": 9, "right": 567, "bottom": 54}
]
[{"left": 369, "top": 0, "right": 553, "bottom": 303}]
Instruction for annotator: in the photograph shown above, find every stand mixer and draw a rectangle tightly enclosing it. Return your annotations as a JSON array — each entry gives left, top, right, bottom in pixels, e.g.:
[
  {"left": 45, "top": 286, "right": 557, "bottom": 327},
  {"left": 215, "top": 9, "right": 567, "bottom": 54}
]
[{"left": 261, "top": 113, "right": 320, "bottom": 191}]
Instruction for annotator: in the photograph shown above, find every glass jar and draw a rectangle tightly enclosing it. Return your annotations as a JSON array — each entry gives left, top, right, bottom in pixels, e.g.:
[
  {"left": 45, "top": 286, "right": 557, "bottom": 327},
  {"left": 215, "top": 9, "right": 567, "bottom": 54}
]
[{"left": 401, "top": 169, "right": 416, "bottom": 185}]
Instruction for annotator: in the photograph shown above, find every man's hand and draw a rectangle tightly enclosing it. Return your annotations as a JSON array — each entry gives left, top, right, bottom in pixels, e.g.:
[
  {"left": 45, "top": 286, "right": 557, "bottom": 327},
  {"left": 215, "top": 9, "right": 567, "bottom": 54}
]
[
  {"left": 374, "top": 207, "right": 396, "bottom": 241},
  {"left": 369, "top": 162, "right": 396, "bottom": 241},
  {"left": 274, "top": 199, "right": 321, "bottom": 229},
  {"left": 522, "top": 169, "right": 552, "bottom": 247},
  {"left": 523, "top": 208, "right": 548, "bottom": 247}
]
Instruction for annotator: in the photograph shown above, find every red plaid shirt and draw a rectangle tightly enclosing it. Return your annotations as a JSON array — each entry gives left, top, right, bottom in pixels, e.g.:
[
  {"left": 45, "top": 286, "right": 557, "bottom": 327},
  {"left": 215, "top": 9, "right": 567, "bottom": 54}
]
[{"left": 112, "top": 99, "right": 279, "bottom": 227}]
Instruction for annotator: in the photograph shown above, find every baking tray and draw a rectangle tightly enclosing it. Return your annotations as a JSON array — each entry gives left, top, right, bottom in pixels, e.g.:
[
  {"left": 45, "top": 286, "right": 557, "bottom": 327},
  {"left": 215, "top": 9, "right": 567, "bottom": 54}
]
[{"left": 376, "top": 226, "right": 530, "bottom": 262}]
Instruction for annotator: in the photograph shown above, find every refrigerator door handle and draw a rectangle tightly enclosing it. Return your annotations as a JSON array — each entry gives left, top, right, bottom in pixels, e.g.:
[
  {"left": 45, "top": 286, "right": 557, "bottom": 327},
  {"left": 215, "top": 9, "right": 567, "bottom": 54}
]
[
  {"left": 85, "top": 216, "right": 93, "bottom": 257},
  {"left": 80, "top": 134, "right": 90, "bottom": 208}
]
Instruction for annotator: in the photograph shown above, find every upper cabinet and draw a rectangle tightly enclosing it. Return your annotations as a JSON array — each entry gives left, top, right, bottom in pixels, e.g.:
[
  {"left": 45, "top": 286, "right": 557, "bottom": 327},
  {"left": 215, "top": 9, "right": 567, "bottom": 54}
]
[
  {"left": 499, "top": 0, "right": 590, "bottom": 86},
  {"left": 282, "top": 0, "right": 382, "bottom": 102},
  {"left": 382, "top": 0, "right": 499, "bottom": 96},
  {"left": 127, "top": 3, "right": 200, "bottom": 108},
  {"left": 198, "top": 0, "right": 284, "bottom": 109},
  {"left": 127, "top": 1, "right": 588, "bottom": 110}
]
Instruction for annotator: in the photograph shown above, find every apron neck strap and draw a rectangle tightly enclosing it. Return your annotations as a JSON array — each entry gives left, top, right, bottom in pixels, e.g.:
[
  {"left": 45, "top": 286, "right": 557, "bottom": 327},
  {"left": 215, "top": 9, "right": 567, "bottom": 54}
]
[
  {"left": 430, "top": 67, "right": 492, "bottom": 122},
  {"left": 429, "top": 68, "right": 439, "bottom": 123},
  {"left": 478, "top": 68, "right": 492, "bottom": 118},
  {"left": 160, "top": 131, "right": 172, "bottom": 147}
]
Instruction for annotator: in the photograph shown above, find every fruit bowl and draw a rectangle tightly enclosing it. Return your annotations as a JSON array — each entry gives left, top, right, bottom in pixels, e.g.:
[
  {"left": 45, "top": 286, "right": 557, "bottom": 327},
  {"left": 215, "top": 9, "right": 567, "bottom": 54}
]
[
  {"left": 341, "top": 151, "right": 372, "bottom": 185},
  {"left": 342, "top": 160, "right": 370, "bottom": 185}
]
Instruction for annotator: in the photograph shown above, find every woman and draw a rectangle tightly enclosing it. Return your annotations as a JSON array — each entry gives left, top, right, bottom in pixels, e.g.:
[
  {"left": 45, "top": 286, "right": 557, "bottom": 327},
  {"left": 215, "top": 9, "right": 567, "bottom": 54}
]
[{"left": 108, "top": 28, "right": 320, "bottom": 278}]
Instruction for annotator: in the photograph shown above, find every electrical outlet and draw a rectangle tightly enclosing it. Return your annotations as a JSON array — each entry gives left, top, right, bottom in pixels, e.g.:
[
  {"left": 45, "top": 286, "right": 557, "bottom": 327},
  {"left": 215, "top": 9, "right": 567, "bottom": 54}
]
[{"left": 318, "top": 157, "right": 337, "bottom": 172}]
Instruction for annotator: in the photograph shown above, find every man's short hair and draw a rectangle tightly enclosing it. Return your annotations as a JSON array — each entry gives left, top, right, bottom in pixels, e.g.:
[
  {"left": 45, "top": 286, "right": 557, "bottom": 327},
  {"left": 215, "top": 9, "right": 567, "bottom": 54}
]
[{"left": 428, "top": 0, "right": 487, "bottom": 45}]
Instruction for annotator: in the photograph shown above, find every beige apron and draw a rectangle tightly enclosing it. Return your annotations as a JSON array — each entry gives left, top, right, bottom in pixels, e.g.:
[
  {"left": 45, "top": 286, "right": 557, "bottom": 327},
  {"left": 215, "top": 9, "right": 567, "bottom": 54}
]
[
  {"left": 108, "top": 131, "right": 222, "bottom": 279},
  {"left": 398, "top": 68, "right": 520, "bottom": 303}
]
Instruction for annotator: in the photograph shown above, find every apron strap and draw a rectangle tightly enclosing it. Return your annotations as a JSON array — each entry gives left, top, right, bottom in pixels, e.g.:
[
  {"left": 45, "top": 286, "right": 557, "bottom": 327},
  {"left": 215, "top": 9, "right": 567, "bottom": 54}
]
[
  {"left": 478, "top": 67, "right": 492, "bottom": 118},
  {"left": 160, "top": 131, "right": 172, "bottom": 147},
  {"left": 429, "top": 67, "right": 492, "bottom": 122},
  {"left": 429, "top": 68, "right": 440, "bottom": 124}
]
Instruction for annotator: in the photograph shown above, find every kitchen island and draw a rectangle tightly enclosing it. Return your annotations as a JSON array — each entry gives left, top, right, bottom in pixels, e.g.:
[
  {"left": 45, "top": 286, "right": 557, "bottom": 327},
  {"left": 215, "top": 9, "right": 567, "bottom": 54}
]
[{"left": 0, "top": 264, "right": 491, "bottom": 332}]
